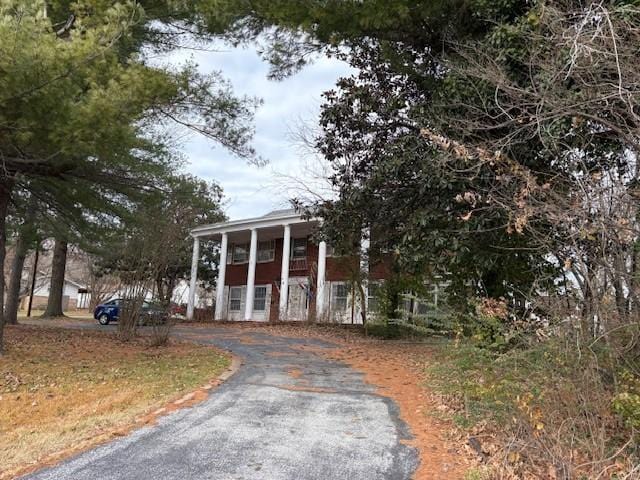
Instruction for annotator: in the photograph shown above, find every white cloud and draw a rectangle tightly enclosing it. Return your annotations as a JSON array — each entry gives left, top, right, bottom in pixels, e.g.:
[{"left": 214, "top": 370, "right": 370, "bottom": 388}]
[{"left": 162, "top": 43, "right": 353, "bottom": 220}]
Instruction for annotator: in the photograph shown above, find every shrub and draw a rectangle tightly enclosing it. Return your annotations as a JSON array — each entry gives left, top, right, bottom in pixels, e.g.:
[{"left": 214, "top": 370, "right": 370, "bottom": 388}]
[
  {"left": 612, "top": 370, "right": 640, "bottom": 429},
  {"left": 425, "top": 335, "right": 638, "bottom": 478}
]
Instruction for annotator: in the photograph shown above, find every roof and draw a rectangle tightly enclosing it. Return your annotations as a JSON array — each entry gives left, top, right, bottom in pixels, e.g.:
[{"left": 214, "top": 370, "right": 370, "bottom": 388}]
[
  {"left": 36, "top": 270, "right": 86, "bottom": 289},
  {"left": 260, "top": 208, "right": 297, "bottom": 218}
]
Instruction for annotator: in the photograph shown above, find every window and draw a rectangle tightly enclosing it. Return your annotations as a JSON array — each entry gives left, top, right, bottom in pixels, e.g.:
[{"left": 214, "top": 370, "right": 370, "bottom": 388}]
[
  {"left": 416, "top": 285, "right": 438, "bottom": 316},
  {"left": 326, "top": 245, "right": 335, "bottom": 257},
  {"left": 257, "top": 240, "right": 275, "bottom": 262},
  {"left": 253, "top": 286, "right": 267, "bottom": 311},
  {"left": 229, "top": 287, "right": 242, "bottom": 311},
  {"left": 226, "top": 248, "right": 233, "bottom": 265},
  {"left": 232, "top": 244, "right": 249, "bottom": 264},
  {"left": 400, "top": 291, "right": 413, "bottom": 315},
  {"left": 416, "top": 301, "right": 429, "bottom": 316},
  {"left": 367, "top": 282, "right": 380, "bottom": 313},
  {"left": 331, "top": 283, "right": 349, "bottom": 312},
  {"left": 291, "top": 237, "right": 307, "bottom": 259}
]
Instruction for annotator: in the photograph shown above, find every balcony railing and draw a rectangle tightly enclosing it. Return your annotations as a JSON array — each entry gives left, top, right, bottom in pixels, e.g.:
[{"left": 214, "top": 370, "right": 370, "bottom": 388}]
[{"left": 289, "top": 257, "right": 308, "bottom": 271}]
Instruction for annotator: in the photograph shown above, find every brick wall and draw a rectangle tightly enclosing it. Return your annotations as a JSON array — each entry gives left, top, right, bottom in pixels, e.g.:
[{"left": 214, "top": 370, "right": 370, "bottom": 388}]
[
  {"left": 222, "top": 236, "right": 393, "bottom": 322},
  {"left": 225, "top": 237, "right": 393, "bottom": 286}
]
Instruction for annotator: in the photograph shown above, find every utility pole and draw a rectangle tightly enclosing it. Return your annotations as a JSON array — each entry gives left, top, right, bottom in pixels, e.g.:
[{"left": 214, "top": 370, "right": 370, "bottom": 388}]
[{"left": 27, "top": 246, "right": 39, "bottom": 317}]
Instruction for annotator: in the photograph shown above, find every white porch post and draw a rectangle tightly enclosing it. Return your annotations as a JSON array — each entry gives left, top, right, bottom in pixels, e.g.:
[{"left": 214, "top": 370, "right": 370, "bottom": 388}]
[
  {"left": 214, "top": 233, "right": 228, "bottom": 320},
  {"left": 360, "top": 230, "right": 370, "bottom": 323},
  {"left": 316, "top": 241, "right": 327, "bottom": 320},
  {"left": 279, "top": 224, "right": 291, "bottom": 320},
  {"left": 186, "top": 236, "right": 200, "bottom": 320},
  {"left": 244, "top": 228, "right": 258, "bottom": 321}
]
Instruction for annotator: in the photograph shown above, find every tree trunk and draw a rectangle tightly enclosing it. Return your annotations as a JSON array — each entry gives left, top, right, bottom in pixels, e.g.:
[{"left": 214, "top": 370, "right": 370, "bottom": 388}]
[
  {"left": 43, "top": 238, "right": 68, "bottom": 317},
  {"left": 0, "top": 181, "right": 14, "bottom": 354},
  {"left": 5, "top": 233, "right": 29, "bottom": 325}
]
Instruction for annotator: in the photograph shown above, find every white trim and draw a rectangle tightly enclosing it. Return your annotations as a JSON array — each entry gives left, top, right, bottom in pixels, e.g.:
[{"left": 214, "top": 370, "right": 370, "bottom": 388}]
[
  {"left": 257, "top": 239, "right": 276, "bottom": 263},
  {"left": 191, "top": 211, "right": 317, "bottom": 238},
  {"left": 229, "top": 286, "right": 243, "bottom": 312},
  {"left": 186, "top": 237, "right": 200, "bottom": 320},
  {"left": 231, "top": 242, "right": 250, "bottom": 264},
  {"left": 279, "top": 224, "right": 291, "bottom": 320},
  {"left": 316, "top": 241, "right": 327, "bottom": 319},
  {"left": 214, "top": 233, "right": 228, "bottom": 320},
  {"left": 244, "top": 228, "right": 258, "bottom": 321}
]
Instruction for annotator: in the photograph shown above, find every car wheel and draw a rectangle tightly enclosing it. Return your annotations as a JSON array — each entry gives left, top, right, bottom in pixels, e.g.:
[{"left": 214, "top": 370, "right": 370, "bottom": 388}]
[{"left": 98, "top": 313, "right": 110, "bottom": 325}]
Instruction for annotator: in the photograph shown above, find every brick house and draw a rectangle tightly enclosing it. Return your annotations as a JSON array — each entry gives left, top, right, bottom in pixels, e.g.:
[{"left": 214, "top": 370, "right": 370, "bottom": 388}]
[{"left": 186, "top": 209, "right": 390, "bottom": 323}]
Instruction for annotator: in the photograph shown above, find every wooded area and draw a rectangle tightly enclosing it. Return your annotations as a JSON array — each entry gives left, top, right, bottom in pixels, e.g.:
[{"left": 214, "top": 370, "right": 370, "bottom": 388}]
[
  {"left": 205, "top": 1, "right": 640, "bottom": 477},
  {"left": 2, "top": 0, "right": 640, "bottom": 478}
]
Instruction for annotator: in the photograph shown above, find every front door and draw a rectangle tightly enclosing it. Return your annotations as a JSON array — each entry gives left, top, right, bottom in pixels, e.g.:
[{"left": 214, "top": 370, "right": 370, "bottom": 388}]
[{"left": 287, "top": 278, "right": 309, "bottom": 321}]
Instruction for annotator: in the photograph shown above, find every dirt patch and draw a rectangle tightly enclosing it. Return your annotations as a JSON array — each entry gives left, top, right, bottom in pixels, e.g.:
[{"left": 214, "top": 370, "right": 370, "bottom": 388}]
[
  {"left": 287, "top": 368, "right": 304, "bottom": 379},
  {"left": 230, "top": 323, "right": 472, "bottom": 479},
  {"left": 236, "top": 335, "right": 266, "bottom": 345},
  {"left": 0, "top": 325, "right": 233, "bottom": 480},
  {"left": 324, "top": 344, "right": 471, "bottom": 479}
]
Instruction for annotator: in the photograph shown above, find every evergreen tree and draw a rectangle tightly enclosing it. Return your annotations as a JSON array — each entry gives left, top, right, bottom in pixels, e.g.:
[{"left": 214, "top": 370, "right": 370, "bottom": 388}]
[{"left": 0, "top": 0, "right": 258, "bottom": 352}]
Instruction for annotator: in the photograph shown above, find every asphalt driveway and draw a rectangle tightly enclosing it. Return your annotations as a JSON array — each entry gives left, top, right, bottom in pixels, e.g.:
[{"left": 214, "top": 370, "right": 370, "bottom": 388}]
[{"left": 22, "top": 325, "right": 419, "bottom": 480}]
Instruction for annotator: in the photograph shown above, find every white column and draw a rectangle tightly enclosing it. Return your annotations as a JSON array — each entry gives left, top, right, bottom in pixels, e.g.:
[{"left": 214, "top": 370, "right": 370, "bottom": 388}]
[
  {"left": 316, "top": 241, "right": 327, "bottom": 320},
  {"left": 279, "top": 224, "right": 291, "bottom": 320},
  {"left": 186, "top": 236, "right": 200, "bottom": 320},
  {"left": 214, "top": 233, "right": 228, "bottom": 320},
  {"left": 360, "top": 230, "right": 370, "bottom": 323},
  {"left": 244, "top": 228, "right": 258, "bottom": 321}
]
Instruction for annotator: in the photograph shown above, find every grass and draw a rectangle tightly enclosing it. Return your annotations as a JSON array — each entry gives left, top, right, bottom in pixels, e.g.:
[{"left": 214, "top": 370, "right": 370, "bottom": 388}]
[
  {"left": 424, "top": 337, "right": 637, "bottom": 478},
  {"left": 0, "top": 325, "right": 230, "bottom": 478}
]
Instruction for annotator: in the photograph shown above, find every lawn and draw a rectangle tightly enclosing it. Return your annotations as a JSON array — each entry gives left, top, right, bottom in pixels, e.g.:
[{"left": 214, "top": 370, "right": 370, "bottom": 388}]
[{"left": 0, "top": 325, "right": 230, "bottom": 479}]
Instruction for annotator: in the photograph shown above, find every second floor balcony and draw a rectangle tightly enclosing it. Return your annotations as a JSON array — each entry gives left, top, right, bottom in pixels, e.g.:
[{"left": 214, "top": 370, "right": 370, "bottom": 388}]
[{"left": 289, "top": 257, "right": 307, "bottom": 271}]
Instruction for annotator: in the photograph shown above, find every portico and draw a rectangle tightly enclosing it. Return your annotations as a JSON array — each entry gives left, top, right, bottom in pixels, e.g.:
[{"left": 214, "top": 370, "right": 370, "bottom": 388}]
[{"left": 187, "top": 209, "right": 327, "bottom": 322}]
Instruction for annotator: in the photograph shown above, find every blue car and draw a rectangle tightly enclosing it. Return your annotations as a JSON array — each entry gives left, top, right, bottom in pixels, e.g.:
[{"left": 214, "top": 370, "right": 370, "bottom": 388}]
[
  {"left": 94, "top": 299, "right": 166, "bottom": 326},
  {"left": 94, "top": 299, "right": 122, "bottom": 325}
]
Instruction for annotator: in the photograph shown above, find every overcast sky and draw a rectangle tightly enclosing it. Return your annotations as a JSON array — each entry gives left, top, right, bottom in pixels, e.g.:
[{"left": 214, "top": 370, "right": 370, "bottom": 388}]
[{"left": 161, "top": 44, "right": 353, "bottom": 220}]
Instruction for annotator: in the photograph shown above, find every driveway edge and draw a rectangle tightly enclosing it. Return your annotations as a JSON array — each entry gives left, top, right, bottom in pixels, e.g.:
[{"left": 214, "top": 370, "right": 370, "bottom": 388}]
[{"left": 13, "top": 348, "right": 241, "bottom": 480}]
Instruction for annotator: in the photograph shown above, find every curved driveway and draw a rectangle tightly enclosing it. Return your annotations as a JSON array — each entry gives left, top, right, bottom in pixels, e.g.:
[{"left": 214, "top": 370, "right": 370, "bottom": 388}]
[{"left": 24, "top": 325, "right": 419, "bottom": 480}]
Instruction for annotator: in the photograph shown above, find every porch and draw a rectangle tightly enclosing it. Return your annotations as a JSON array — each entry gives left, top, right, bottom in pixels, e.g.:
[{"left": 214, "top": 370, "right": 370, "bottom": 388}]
[{"left": 186, "top": 209, "right": 328, "bottom": 322}]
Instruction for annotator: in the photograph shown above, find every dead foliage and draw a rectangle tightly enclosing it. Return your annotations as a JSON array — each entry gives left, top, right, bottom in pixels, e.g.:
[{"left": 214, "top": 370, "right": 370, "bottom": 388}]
[{"left": 0, "top": 325, "right": 230, "bottom": 479}]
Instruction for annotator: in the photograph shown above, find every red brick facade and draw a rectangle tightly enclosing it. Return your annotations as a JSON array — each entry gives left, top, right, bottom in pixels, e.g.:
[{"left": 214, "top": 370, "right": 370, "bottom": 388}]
[{"left": 223, "top": 235, "right": 393, "bottom": 322}]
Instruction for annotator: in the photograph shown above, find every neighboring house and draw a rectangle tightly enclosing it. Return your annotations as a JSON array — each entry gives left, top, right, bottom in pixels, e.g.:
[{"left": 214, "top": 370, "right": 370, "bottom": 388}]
[
  {"left": 19, "top": 272, "right": 90, "bottom": 311},
  {"left": 5, "top": 241, "right": 102, "bottom": 312},
  {"left": 172, "top": 279, "right": 211, "bottom": 308},
  {"left": 186, "top": 208, "right": 393, "bottom": 323}
]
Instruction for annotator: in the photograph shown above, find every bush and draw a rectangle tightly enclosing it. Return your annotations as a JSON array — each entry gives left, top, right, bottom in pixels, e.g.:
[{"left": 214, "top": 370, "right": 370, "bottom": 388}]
[
  {"left": 612, "top": 370, "right": 640, "bottom": 429},
  {"left": 365, "top": 318, "right": 445, "bottom": 340},
  {"left": 455, "top": 298, "right": 537, "bottom": 352},
  {"left": 425, "top": 336, "right": 639, "bottom": 478}
]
